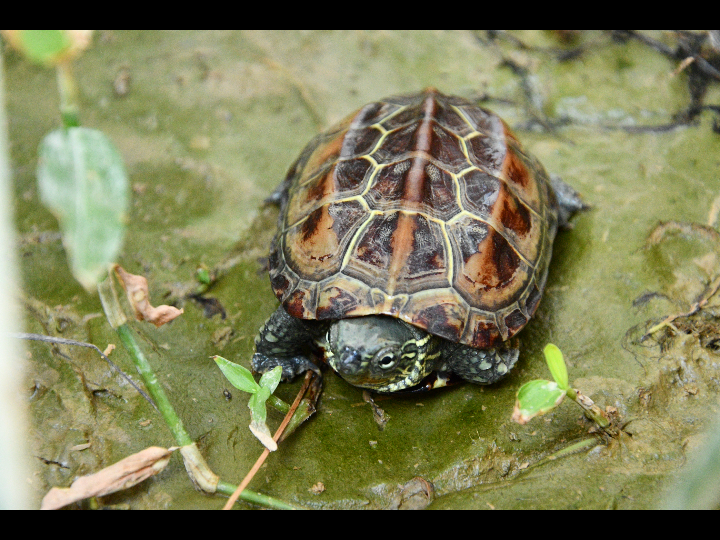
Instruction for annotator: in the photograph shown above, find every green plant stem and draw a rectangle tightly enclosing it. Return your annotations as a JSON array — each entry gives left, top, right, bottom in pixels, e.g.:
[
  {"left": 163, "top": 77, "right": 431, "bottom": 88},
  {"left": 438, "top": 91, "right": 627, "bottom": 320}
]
[
  {"left": 56, "top": 60, "right": 80, "bottom": 128},
  {"left": 526, "top": 437, "right": 602, "bottom": 471},
  {"left": 115, "top": 323, "right": 193, "bottom": 446},
  {"left": 268, "top": 394, "right": 290, "bottom": 413},
  {"left": 215, "top": 480, "right": 299, "bottom": 510},
  {"left": 116, "top": 324, "right": 297, "bottom": 508},
  {"left": 223, "top": 371, "right": 315, "bottom": 510},
  {"left": 100, "top": 277, "right": 296, "bottom": 509},
  {"left": 566, "top": 387, "right": 610, "bottom": 429}
]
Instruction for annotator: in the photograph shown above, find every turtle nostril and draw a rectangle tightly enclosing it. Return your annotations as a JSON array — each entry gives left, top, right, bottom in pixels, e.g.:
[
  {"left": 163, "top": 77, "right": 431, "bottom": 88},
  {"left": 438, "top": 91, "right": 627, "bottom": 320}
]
[{"left": 339, "top": 347, "right": 361, "bottom": 367}]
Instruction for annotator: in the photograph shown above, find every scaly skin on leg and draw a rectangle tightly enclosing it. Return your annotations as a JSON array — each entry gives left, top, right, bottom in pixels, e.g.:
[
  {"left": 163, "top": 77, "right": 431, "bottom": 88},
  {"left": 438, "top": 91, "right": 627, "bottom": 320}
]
[
  {"left": 441, "top": 339, "right": 520, "bottom": 385},
  {"left": 550, "top": 173, "right": 588, "bottom": 228},
  {"left": 251, "top": 307, "right": 321, "bottom": 380}
]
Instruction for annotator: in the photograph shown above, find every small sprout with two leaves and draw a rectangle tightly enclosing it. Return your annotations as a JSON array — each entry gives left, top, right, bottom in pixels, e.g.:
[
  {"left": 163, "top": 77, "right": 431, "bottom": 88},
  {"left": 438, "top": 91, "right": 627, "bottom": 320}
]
[
  {"left": 213, "top": 356, "right": 289, "bottom": 451},
  {"left": 511, "top": 344, "right": 614, "bottom": 434}
]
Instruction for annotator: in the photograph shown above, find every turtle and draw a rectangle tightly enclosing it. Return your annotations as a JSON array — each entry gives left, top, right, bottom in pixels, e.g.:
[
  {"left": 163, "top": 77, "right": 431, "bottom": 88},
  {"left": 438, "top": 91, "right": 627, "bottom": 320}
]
[{"left": 251, "top": 89, "right": 586, "bottom": 393}]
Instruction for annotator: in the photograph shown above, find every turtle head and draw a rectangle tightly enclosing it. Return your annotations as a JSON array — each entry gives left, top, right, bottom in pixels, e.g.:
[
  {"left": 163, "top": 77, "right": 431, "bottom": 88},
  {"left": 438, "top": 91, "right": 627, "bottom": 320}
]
[{"left": 325, "top": 316, "right": 440, "bottom": 392}]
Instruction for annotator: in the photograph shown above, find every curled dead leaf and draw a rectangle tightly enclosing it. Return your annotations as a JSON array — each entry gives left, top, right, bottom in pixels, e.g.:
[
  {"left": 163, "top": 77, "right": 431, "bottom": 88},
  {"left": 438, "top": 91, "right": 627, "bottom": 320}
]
[
  {"left": 40, "top": 446, "right": 173, "bottom": 510},
  {"left": 70, "top": 442, "right": 92, "bottom": 452},
  {"left": 114, "top": 265, "right": 183, "bottom": 327}
]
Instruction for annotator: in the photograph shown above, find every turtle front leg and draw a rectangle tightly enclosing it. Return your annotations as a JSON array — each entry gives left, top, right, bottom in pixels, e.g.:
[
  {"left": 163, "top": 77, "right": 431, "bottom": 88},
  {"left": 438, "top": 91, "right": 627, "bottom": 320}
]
[
  {"left": 251, "top": 307, "right": 321, "bottom": 381},
  {"left": 441, "top": 340, "right": 520, "bottom": 385},
  {"left": 549, "top": 174, "right": 589, "bottom": 229}
]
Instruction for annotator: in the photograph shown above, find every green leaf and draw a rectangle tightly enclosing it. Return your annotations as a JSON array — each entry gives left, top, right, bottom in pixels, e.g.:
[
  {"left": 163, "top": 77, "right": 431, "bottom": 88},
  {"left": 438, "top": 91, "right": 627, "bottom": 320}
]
[
  {"left": 249, "top": 386, "right": 271, "bottom": 424},
  {"left": 213, "top": 356, "right": 259, "bottom": 394},
  {"left": 258, "top": 365, "right": 283, "bottom": 394},
  {"left": 543, "top": 343, "right": 569, "bottom": 390},
  {"left": 511, "top": 379, "right": 567, "bottom": 425},
  {"left": 214, "top": 358, "right": 280, "bottom": 451},
  {"left": 16, "top": 30, "right": 71, "bottom": 65},
  {"left": 37, "top": 127, "right": 129, "bottom": 291},
  {"left": 248, "top": 385, "right": 278, "bottom": 451},
  {"left": 196, "top": 266, "right": 211, "bottom": 285}
]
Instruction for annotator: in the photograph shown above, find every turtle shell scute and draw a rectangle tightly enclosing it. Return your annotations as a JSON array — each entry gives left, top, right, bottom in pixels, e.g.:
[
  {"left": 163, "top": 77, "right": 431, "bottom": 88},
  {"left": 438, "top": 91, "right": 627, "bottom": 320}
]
[{"left": 268, "top": 89, "right": 560, "bottom": 347}]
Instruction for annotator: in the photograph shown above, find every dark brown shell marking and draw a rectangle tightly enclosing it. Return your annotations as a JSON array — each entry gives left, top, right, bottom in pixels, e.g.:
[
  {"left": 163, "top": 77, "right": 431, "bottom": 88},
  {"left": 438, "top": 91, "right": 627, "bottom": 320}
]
[{"left": 269, "top": 89, "right": 559, "bottom": 348}]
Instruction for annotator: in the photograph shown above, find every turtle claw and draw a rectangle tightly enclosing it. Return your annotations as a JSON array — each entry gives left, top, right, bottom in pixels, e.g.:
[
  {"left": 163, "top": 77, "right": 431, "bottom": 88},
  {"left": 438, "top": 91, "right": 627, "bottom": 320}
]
[{"left": 251, "top": 353, "right": 320, "bottom": 381}]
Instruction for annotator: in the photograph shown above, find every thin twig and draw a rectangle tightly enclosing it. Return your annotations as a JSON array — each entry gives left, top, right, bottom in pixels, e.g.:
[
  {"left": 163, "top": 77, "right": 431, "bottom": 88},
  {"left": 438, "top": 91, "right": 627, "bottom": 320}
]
[
  {"left": 10, "top": 332, "right": 156, "bottom": 410},
  {"left": 222, "top": 371, "right": 315, "bottom": 510},
  {"left": 644, "top": 274, "right": 720, "bottom": 337},
  {"left": 620, "top": 30, "right": 676, "bottom": 58}
]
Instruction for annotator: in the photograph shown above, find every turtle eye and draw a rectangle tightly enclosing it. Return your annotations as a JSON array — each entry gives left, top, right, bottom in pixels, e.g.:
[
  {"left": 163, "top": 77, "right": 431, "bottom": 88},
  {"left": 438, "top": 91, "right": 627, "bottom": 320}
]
[{"left": 373, "top": 347, "right": 398, "bottom": 370}]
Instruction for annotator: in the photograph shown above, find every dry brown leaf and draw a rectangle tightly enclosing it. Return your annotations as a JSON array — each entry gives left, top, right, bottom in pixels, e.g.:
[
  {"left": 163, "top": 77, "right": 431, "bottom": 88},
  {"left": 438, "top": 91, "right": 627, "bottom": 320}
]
[
  {"left": 40, "top": 446, "right": 174, "bottom": 510},
  {"left": 114, "top": 265, "right": 183, "bottom": 327},
  {"left": 249, "top": 421, "right": 278, "bottom": 452},
  {"left": 70, "top": 442, "right": 92, "bottom": 452}
]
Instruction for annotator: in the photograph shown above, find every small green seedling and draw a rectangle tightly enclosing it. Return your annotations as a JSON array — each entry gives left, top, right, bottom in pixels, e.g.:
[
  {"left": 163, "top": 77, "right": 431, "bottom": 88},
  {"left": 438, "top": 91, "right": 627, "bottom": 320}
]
[
  {"left": 213, "top": 356, "right": 289, "bottom": 451},
  {"left": 3, "top": 30, "right": 130, "bottom": 292},
  {"left": 512, "top": 344, "right": 612, "bottom": 432},
  {"left": 196, "top": 265, "right": 212, "bottom": 286}
]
